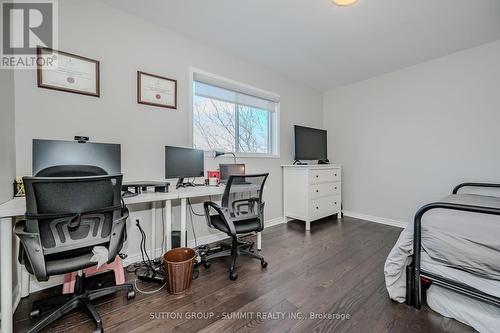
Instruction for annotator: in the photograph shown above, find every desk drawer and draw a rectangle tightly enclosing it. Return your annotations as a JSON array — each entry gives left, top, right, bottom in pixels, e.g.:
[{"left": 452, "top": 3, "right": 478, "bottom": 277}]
[
  {"left": 309, "top": 169, "right": 340, "bottom": 184},
  {"left": 310, "top": 195, "right": 341, "bottom": 218},
  {"left": 309, "top": 182, "right": 340, "bottom": 199}
]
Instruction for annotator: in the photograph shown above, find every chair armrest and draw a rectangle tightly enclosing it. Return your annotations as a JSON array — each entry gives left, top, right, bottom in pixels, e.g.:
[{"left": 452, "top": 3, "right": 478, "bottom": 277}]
[
  {"left": 203, "top": 201, "right": 237, "bottom": 236},
  {"left": 453, "top": 183, "right": 500, "bottom": 195},
  {"left": 108, "top": 209, "right": 129, "bottom": 262},
  {"left": 258, "top": 201, "right": 265, "bottom": 230},
  {"left": 121, "top": 207, "right": 129, "bottom": 241},
  {"left": 15, "top": 220, "right": 48, "bottom": 281}
]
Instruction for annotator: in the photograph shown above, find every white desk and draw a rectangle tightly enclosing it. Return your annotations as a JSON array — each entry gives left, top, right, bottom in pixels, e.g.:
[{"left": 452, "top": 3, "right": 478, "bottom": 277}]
[{"left": 0, "top": 185, "right": 261, "bottom": 333}]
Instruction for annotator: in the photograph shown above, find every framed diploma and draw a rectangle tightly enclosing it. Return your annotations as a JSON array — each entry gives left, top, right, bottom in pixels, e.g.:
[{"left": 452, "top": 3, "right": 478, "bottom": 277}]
[
  {"left": 37, "top": 47, "right": 100, "bottom": 97},
  {"left": 137, "top": 71, "right": 177, "bottom": 109}
]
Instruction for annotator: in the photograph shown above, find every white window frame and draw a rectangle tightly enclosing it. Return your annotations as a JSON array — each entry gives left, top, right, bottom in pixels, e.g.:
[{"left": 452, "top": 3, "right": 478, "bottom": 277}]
[{"left": 189, "top": 67, "right": 280, "bottom": 158}]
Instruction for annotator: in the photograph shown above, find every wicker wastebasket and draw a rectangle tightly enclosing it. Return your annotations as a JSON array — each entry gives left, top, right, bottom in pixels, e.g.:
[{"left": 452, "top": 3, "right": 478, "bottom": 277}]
[{"left": 163, "top": 248, "right": 196, "bottom": 294}]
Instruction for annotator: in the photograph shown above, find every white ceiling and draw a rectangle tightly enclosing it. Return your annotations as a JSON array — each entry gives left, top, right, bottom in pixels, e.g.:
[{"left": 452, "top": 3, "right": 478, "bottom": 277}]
[{"left": 102, "top": 0, "right": 500, "bottom": 91}]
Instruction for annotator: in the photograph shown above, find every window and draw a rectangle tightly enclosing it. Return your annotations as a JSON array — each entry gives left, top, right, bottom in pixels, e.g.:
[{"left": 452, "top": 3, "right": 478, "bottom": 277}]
[{"left": 192, "top": 72, "right": 279, "bottom": 156}]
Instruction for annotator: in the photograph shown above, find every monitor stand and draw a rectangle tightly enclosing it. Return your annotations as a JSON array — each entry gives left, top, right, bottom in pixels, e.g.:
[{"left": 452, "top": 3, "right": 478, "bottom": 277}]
[
  {"left": 293, "top": 160, "right": 308, "bottom": 165},
  {"left": 176, "top": 178, "right": 196, "bottom": 189}
]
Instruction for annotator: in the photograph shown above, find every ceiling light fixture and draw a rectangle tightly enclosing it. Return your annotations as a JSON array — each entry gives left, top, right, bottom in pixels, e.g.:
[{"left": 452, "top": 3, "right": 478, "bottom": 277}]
[{"left": 332, "top": 0, "right": 358, "bottom": 6}]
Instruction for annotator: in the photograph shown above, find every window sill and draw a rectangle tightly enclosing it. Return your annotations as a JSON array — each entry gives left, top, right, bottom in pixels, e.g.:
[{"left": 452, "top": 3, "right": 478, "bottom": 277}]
[{"left": 203, "top": 151, "right": 281, "bottom": 159}]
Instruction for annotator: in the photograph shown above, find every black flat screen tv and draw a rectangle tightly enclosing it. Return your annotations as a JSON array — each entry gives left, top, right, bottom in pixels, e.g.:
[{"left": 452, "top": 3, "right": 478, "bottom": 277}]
[{"left": 294, "top": 125, "right": 327, "bottom": 161}]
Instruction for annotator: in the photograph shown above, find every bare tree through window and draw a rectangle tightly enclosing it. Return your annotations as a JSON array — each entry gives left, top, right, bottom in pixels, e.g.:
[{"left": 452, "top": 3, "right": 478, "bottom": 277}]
[{"left": 193, "top": 95, "right": 271, "bottom": 153}]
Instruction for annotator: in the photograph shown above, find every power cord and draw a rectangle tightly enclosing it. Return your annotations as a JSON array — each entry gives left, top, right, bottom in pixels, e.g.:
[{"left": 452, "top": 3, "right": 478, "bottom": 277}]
[
  {"left": 187, "top": 198, "right": 200, "bottom": 248},
  {"left": 125, "top": 219, "right": 167, "bottom": 294},
  {"left": 134, "top": 279, "right": 167, "bottom": 295},
  {"left": 187, "top": 198, "right": 205, "bottom": 217}
]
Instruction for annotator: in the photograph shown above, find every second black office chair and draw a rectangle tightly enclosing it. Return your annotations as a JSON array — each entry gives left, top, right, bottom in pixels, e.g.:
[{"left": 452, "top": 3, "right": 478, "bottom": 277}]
[
  {"left": 16, "top": 165, "right": 134, "bottom": 333},
  {"left": 203, "top": 173, "right": 269, "bottom": 280}
]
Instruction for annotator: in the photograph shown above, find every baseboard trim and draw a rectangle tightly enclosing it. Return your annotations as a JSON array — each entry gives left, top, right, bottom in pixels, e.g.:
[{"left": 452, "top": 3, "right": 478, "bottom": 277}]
[
  {"left": 343, "top": 211, "right": 408, "bottom": 229},
  {"left": 29, "top": 216, "right": 286, "bottom": 293}
]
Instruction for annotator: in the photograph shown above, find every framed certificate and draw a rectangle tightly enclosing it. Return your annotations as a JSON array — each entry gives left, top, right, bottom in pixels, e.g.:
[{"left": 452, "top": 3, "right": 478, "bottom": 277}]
[
  {"left": 37, "top": 47, "right": 100, "bottom": 97},
  {"left": 137, "top": 71, "right": 177, "bottom": 109}
]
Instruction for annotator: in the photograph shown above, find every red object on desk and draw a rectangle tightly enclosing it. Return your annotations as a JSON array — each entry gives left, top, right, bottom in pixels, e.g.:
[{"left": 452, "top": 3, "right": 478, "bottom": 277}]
[{"left": 207, "top": 171, "right": 220, "bottom": 186}]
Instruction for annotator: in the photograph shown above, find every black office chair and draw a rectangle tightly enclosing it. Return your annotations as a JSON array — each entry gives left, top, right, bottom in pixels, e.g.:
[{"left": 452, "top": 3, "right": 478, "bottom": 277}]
[
  {"left": 203, "top": 173, "right": 269, "bottom": 280},
  {"left": 15, "top": 165, "right": 135, "bottom": 333}
]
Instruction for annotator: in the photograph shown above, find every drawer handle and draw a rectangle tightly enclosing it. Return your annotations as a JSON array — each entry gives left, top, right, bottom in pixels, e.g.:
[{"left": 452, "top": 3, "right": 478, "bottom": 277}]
[
  {"left": 334, "top": 186, "right": 337, "bottom": 190},
  {"left": 316, "top": 190, "right": 319, "bottom": 193},
  {"left": 334, "top": 202, "right": 337, "bottom": 205},
  {"left": 316, "top": 206, "right": 319, "bottom": 210},
  {"left": 334, "top": 174, "right": 338, "bottom": 176},
  {"left": 315, "top": 175, "right": 319, "bottom": 178}
]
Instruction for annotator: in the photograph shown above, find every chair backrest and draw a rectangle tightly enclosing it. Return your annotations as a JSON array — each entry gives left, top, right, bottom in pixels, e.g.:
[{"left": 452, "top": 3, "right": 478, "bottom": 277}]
[
  {"left": 35, "top": 165, "right": 107, "bottom": 177},
  {"left": 222, "top": 173, "right": 269, "bottom": 221},
  {"left": 23, "top": 166, "right": 123, "bottom": 256}
]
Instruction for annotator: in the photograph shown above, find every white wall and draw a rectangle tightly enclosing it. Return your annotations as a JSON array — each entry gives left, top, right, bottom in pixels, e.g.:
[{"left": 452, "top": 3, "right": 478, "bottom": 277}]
[
  {"left": 0, "top": 69, "right": 15, "bottom": 204},
  {"left": 0, "top": 66, "right": 17, "bottom": 315},
  {"left": 13, "top": 0, "right": 323, "bottom": 267},
  {"left": 323, "top": 40, "right": 500, "bottom": 225}
]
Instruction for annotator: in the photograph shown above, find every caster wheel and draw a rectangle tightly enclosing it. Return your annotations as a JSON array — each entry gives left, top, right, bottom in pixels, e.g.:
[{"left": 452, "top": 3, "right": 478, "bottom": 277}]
[
  {"left": 127, "top": 290, "right": 136, "bottom": 300},
  {"left": 229, "top": 271, "right": 238, "bottom": 280},
  {"left": 29, "top": 308, "right": 40, "bottom": 320},
  {"left": 261, "top": 260, "right": 268, "bottom": 269},
  {"left": 92, "top": 328, "right": 103, "bottom": 333},
  {"left": 204, "top": 261, "right": 211, "bottom": 269},
  {"left": 192, "top": 268, "right": 200, "bottom": 279}
]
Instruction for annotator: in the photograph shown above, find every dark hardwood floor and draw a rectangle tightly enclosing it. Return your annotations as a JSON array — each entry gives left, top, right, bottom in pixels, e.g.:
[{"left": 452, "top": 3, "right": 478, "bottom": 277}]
[{"left": 14, "top": 216, "right": 474, "bottom": 333}]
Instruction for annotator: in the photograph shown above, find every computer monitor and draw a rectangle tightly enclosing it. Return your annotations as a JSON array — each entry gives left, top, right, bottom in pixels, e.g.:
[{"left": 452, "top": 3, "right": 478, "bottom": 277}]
[
  {"left": 165, "top": 146, "right": 204, "bottom": 188},
  {"left": 32, "top": 139, "right": 121, "bottom": 175},
  {"left": 219, "top": 164, "right": 246, "bottom": 183}
]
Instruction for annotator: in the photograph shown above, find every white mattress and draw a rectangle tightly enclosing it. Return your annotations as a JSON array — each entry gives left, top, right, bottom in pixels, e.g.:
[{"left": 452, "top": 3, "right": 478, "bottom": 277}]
[
  {"left": 422, "top": 251, "right": 500, "bottom": 298},
  {"left": 427, "top": 286, "right": 500, "bottom": 333}
]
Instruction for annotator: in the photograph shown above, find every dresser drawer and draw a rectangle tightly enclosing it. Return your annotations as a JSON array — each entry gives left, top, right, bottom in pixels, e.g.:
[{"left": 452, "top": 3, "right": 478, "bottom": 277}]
[
  {"left": 309, "top": 168, "right": 340, "bottom": 184},
  {"left": 309, "top": 182, "right": 340, "bottom": 199},
  {"left": 309, "top": 195, "right": 341, "bottom": 218}
]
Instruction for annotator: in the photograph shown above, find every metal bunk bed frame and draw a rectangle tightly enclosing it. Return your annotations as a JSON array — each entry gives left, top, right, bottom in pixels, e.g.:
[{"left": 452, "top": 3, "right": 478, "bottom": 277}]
[{"left": 406, "top": 183, "right": 500, "bottom": 309}]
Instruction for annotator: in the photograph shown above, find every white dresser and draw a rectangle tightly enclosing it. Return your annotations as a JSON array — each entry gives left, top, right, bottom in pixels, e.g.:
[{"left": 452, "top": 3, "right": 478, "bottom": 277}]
[{"left": 282, "top": 164, "right": 342, "bottom": 231}]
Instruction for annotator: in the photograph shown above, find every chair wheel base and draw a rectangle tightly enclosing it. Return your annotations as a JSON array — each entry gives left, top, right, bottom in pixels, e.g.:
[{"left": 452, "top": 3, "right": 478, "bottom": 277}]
[
  {"left": 229, "top": 271, "right": 238, "bottom": 280},
  {"left": 29, "top": 308, "right": 40, "bottom": 320},
  {"left": 261, "top": 260, "right": 268, "bottom": 269},
  {"left": 127, "top": 290, "right": 136, "bottom": 300},
  {"left": 204, "top": 261, "right": 211, "bottom": 269},
  {"left": 193, "top": 268, "right": 200, "bottom": 279}
]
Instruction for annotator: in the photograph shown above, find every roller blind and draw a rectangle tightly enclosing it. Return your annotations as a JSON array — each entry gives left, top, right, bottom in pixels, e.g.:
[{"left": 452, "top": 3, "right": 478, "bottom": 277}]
[{"left": 194, "top": 73, "right": 279, "bottom": 112}]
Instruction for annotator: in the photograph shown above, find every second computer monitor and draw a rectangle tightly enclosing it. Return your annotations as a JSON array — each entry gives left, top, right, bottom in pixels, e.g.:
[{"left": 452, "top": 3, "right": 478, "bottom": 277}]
[
  {"left": 219, "top": 164, "right": 246, "bottom": 183},
  {"left": 165, "top": 146, "right": 204, "bottom": 188}
]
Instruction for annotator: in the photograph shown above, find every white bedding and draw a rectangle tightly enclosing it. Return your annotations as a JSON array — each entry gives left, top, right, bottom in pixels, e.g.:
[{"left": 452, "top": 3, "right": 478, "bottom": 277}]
[
  {"left": 421, "top": 194, "right": 500, "bottom": 280},
  {"left": 384, "top": 193, "right": 500, "bottom": 333}
]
